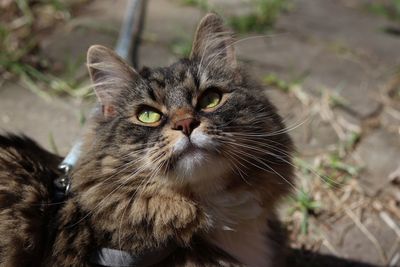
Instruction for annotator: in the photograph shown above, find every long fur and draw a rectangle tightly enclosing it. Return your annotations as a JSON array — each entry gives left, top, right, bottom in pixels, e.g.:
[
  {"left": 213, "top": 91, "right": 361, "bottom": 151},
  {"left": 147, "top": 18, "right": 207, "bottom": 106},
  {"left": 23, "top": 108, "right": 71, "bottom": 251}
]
[
  {"left": 0, "top": 134, "right": 61, "bottom": 266},
  {"left": 0, "top": 13, "right": 293, "bottom": 267}
]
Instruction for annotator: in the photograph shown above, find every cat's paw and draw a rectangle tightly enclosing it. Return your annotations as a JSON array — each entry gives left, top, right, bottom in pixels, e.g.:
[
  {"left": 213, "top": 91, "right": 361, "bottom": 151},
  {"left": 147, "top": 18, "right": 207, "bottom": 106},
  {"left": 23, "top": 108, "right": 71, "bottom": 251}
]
[{"left": 148, "top": 194, "right": 212, "bottom": 245}]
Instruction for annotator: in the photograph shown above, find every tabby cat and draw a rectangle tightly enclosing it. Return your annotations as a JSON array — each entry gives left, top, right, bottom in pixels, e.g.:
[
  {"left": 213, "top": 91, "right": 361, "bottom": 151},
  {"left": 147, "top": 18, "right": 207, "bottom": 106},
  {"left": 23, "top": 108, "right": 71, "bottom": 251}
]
[{"left": 0, "top": 13, "right": 294, "bottom": 267}]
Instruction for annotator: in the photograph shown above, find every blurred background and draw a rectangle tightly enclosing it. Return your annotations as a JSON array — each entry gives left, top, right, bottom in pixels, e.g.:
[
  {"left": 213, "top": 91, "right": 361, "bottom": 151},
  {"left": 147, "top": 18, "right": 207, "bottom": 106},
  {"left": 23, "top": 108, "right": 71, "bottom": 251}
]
[{"left": 0, "top": 0, "right": 399, "bottom": 266}]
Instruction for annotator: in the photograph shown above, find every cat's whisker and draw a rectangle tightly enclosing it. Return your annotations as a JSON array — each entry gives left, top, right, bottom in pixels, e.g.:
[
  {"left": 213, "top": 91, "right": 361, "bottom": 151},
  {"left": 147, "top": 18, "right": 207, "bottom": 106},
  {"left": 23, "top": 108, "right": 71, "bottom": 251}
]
[
  {"left": 218, "top": 134, "right": 292, "bottom": 155},
  {"left": 226, "top": 135, "right": 293, "bottom": 154},
  {"left": 217, "top": 139, "right": 298, "bottom": 192},
  {"left": 123, "top": 150, "right": 167, "bottom": 195},
  {"left": 117, "top": 190, "right": 136, "bottom": 252},
  {"left": 217, "top": 116, "right": 310, "bottom": 138},
  {"left": 98, "top": 142, "right": 167, "bottom": 185},
  {"left": 69, "top": 152, "right": 164, "bottom": 227},
  {"left": 135, "top": 152, "right": 168, "bottom": 199},
  {"left": 115, "top": 152, "right": 168, "bottom": 252},
  {"left": 222, "top": 149, "right": 251, "bottom": 185},
  {"left": 95, "top": 154, "right": 148, "bottom": 186},
  {"left": 218, "top": 140, "right": 274, "bottom": 172},
  {"left": 219, "top": 134, "right": 343, "bottom": 188},
  {"left": 96, "top": 159, "right": 163, "bottom": 221},
  {"left": 218, "top": 138, "right": 288, "bottom": 166}
]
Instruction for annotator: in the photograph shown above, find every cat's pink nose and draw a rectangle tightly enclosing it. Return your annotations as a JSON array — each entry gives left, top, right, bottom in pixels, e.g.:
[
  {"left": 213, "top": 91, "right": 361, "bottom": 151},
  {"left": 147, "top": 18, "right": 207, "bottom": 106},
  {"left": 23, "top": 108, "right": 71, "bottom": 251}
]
[{"left": 173, "top": 118, "right": 200, "bottom": 136}]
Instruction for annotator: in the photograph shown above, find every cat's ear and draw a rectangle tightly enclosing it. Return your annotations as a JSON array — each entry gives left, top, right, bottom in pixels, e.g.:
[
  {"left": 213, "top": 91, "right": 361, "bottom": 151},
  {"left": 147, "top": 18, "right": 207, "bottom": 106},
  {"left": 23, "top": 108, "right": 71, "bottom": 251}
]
[
  {"left": 87, "top": 45, "right": 138, "bottom": 117},
  {"left": 190, "top": 13, "right": 236, "bottom": 67}
]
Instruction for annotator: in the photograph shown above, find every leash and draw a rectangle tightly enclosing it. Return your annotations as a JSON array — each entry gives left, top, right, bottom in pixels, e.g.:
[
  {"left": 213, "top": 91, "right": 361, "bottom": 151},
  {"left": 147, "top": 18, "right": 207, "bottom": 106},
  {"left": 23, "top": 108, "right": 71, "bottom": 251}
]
[{"left": 53, "top": 1, "right": 178, "bottom": 266}]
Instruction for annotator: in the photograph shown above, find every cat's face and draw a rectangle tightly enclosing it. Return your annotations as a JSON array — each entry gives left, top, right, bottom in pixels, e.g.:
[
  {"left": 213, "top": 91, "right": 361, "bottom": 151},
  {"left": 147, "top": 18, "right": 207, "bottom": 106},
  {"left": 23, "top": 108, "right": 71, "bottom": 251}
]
[{"left": 86, "top": 14, "right": 292, "bottom": 193}]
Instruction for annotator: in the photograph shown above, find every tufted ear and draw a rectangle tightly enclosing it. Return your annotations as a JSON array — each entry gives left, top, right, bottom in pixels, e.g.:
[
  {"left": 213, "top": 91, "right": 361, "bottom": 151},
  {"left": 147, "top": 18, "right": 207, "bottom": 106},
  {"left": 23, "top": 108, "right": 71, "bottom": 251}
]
[
  {"left": 87, "top": 45, "right": 139, "bottom": 118},
  {"left": 190, "top": 13, "right": 236, "bottom": 68}
]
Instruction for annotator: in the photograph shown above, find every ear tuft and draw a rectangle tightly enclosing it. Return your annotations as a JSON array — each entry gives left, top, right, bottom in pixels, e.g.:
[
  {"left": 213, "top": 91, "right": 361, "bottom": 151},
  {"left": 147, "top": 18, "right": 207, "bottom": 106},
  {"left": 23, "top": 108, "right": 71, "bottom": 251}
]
[
  {"left": 190, "top": 13, "right": 236, "bottom": 67},
  {"left": 87, "top": 45, "right": 138, "bottom": 117}
]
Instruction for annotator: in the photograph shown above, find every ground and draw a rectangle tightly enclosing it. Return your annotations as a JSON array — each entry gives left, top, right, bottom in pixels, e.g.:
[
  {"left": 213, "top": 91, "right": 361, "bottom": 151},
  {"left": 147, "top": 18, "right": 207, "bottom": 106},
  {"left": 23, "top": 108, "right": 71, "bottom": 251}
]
[{"left": 0, "top": 0, "right": 399, "bottom": 266}]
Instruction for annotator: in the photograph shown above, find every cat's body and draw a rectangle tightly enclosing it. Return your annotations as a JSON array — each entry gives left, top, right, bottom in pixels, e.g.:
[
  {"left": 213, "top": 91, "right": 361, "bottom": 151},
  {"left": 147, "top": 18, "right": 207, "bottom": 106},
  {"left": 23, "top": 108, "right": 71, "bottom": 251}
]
[
  {"left": 0, "top": 135, "right": 61, "bottom": 266},
  {"left": 0, "top": 14, "right": 293, "bottom": 267}
]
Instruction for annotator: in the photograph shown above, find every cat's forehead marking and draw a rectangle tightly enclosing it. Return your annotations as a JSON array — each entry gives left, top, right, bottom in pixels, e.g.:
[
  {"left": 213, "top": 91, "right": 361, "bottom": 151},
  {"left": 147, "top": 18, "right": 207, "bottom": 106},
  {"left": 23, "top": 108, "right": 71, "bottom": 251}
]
[
  {"left": 142, "top": 62, "right": 200, "bottom": 109},
  {"left": 143, "top": 70, "right": 165, "bottom": 103},
  {"left": 181, "top": 70, "right": 197, "bottom": 91},
  {"left": 147, "top": 82, "right": 164, "bottom": 102},
  {"left": 166, "top": 76, "right": 197, "bottom": 108},
  {"left": 165, "top": 85, "right": 192, "bottom": 109},
  {"left": 150, "top": 70, "right": 165, "bottom": 84},
  {"left": 171, "top": 60, "right": 190, "bottom": 78}
]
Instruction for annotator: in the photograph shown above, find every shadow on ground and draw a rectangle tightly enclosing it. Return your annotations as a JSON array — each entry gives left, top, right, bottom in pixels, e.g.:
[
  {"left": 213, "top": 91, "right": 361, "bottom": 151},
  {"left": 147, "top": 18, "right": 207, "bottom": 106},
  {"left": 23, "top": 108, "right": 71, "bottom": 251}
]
[{"left": 288, "top": 249, "right": 381, "bottom": 267}]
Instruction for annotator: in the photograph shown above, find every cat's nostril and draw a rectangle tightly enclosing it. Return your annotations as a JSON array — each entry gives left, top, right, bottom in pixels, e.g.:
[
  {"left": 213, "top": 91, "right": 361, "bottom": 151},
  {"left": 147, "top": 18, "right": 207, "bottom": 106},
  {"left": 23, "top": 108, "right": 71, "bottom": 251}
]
[{"left": 173, "top": 118, "right": 200, "bottom": 136}]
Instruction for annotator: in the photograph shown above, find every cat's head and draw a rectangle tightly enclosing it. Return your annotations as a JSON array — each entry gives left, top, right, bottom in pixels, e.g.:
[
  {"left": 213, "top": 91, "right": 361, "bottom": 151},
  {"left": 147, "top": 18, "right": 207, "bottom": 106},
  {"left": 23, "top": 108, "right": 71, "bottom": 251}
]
[{"left": 85, "top": 13, "right": 293, "bottom": 194}]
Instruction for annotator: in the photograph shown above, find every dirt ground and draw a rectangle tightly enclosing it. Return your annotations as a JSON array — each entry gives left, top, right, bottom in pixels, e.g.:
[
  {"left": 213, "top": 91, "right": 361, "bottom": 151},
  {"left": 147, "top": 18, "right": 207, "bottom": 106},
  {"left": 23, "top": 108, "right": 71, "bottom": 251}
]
[{"left": 0, "top": 0, "right": 399, "bottom": 266}]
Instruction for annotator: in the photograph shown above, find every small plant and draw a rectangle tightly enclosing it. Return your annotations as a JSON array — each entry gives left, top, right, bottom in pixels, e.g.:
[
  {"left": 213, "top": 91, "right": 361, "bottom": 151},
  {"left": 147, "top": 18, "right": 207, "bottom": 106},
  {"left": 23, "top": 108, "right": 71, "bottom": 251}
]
[
  {"left": 263, "top": 73, "right": 291, "bottom": 92},
  {"left": 315, "top": 150, "right": 362, "bottom": 189},
  {"left": 229, "top": 0, "right": 290, "bottom": 33},
  {"left": 170, "top": 39, "right": 192, "bottom": 57},
  {"left": 290, "top": 189, "right": 320, "bottom": 235},
  {"left": 343, "top": 131, "right": 361, "bottom": 151},
  {"left": 179, "top": 0, "right": 290, "bottom": 33},
  {"left": 367, "top": 0, "right": 400, "bottom": 21},
  {"left": 326, "top": 154, "right": 360, "bottom": 177},
  {"left": 324, "top": 84, "right": 349, "bottom": 108},
  {"left": 263, "top": 72, "right": 307, "bottom": 92},
  {"left": 180, "top": 0, "right": 209, "bottom": 10},
  {"left": 169, "top": 32, "right": 192, "bottom": 57},
  {"left": 0, "top": 0, "right": 90, "bottom": 98},
  {"left": 79, "top": 110, "right": 87, "bottom": 127}
]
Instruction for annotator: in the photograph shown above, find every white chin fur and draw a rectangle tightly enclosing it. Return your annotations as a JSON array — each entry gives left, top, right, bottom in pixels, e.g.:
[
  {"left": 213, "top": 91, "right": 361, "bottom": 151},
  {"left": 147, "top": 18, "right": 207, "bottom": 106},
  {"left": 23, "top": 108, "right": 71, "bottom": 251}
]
[
  {"left": 175, "top": 149, "right": 208, "bottom": 177},
  {"left": 171, "top": 129, "right": 229, "bottom": 188}
]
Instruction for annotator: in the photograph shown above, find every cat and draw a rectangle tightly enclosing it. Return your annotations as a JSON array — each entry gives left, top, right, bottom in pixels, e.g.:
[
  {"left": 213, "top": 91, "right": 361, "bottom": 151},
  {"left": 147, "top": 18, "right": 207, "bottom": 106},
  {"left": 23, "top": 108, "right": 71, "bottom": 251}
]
[{"left": 0, "top": 13, "right": 294, "bottom": 267}]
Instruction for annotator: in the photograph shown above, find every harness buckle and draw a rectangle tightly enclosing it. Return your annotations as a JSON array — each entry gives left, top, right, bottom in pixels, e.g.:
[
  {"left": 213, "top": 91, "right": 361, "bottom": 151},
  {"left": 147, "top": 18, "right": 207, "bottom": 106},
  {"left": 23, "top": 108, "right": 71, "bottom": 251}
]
[{"left": 53, "top": 163, "right": 72, "bottom": 201}]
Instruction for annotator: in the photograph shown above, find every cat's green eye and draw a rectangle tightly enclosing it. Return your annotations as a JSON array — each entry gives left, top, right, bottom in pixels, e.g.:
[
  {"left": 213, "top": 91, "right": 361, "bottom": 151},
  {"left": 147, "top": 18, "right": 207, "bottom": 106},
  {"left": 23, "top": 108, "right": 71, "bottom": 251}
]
[
  {"left": 137, "top": 109, "right": 162, "bottom": 124},
  {"left": 199, "top": 91, "right": 222, "bottom": 110}
]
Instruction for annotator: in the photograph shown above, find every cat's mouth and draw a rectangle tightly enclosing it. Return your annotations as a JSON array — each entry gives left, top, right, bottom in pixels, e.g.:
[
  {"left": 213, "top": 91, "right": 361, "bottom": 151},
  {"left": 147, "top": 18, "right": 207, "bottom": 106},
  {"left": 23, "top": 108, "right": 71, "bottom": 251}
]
[
  {"left": 166, "top": 136, "right": 230, "bottom": 185},
  {"left": 166, "top": 130, "right": 222, "bottom": 178},
  {"left": 173, "top": 141, "right": 208, "bottom": 161},
  {"left": 168, "top": 136, "right": 215, "bottom": 173}
]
